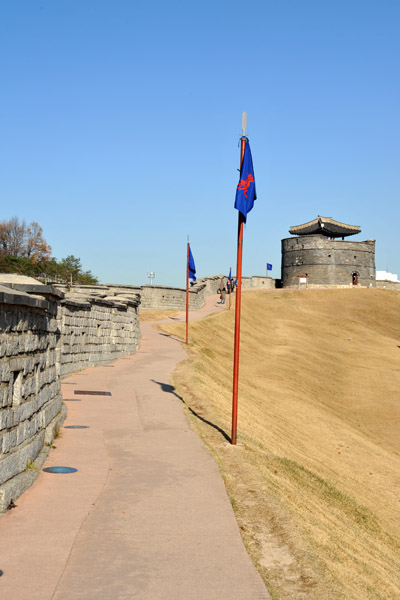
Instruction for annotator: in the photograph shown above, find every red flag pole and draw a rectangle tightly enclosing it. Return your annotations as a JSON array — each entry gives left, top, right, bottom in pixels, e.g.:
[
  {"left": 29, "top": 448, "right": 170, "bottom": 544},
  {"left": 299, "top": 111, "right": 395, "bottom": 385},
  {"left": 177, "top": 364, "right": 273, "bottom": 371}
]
[
  {"left": 186, "top": 237, "right": 189, "bottom": 344},
  {"left": 231, "top": 136, "right": 247, "bottom": 445}
]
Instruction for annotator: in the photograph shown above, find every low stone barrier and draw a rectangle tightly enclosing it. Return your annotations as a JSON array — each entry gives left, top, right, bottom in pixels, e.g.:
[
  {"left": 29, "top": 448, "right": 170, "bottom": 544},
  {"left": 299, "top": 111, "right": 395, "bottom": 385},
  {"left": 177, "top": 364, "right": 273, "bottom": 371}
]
[
  {"left": 0, "top": 277, "right": 140, "bottom": 512},
  {"left": 241, "top": 276, "right": 276, "bottom": 289},
  {"left": 375, "top": 280, "right": 400, "bottom": 290},
  {"left": 60, "top": 295, "right": 140, "bottom": 377},
  {"left": 0, "top": 284, "right": 63, "bottom": 511}
]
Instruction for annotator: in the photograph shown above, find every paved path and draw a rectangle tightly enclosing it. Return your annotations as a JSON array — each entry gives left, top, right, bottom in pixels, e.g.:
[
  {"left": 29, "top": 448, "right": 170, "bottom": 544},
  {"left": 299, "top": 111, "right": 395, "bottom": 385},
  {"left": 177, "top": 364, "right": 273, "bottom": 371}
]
[{"left": 0, "top": 295, "right": 270, "bottom": 599}]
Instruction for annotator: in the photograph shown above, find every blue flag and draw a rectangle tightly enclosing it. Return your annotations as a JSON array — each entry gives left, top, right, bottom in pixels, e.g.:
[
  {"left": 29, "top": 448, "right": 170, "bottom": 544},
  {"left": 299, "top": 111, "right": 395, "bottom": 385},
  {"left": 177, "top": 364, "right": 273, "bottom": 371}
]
[
  {"left": 228, "top": 267, "right": 232, "bottom": 281},
  {"left": 188, "top": 244, "right": 196, "bottom": 281},
  {"left": 234, "top": 138, "right": 256, "bottom": 222},
  {"left": 267, "top": 263, "right": 272, "bottom": 271}
]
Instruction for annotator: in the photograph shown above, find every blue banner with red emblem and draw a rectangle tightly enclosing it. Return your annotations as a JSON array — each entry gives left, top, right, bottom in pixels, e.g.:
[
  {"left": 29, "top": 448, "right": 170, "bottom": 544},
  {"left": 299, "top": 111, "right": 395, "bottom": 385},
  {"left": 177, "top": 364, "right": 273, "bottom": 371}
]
[{"left": 234, "top": 138, "right": 256, "bottom": 222}]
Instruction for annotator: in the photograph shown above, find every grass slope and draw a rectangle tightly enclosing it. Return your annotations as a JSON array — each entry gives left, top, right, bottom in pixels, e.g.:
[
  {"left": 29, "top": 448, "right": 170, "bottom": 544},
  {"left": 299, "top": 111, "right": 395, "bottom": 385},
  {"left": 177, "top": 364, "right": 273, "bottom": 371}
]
[{"left": 159, "top": 289, "right": 400, "bottom": 600}]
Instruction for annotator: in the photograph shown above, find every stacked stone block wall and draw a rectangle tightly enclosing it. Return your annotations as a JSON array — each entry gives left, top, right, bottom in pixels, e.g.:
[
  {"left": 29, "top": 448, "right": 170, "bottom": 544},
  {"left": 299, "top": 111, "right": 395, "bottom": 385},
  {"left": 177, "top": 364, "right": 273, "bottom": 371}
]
[
  {"left": 241, "top": 276, "right": 276, "bottom": 289},
  {"left": 139, "top": 284, "right": 206, "bottom": 310},
  {"left": 57, "top": 276, "right": 280, "bottom": 312},
  {"left": 0, "top": 287, "right": 63, "bottom": 511},
  {"left": 375, "top": 280, "right": 400, "bottom": 290},
  {"left": 60, "top": 297, "right": 140, "bottom": 377}
]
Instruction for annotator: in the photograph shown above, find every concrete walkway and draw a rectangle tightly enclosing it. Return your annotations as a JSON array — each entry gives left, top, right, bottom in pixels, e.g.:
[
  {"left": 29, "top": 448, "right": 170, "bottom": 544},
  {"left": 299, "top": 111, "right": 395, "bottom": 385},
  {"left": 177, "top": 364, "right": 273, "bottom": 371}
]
[{"left": 0, "top": 295, "right": 270, "bottom": 599}]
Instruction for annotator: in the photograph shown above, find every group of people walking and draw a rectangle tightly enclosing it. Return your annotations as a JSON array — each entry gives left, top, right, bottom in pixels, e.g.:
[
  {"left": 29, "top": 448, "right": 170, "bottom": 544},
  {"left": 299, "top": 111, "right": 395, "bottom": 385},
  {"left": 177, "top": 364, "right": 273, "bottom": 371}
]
[{"left": 218, "top": 277, "right": 235, "bottom": 304}]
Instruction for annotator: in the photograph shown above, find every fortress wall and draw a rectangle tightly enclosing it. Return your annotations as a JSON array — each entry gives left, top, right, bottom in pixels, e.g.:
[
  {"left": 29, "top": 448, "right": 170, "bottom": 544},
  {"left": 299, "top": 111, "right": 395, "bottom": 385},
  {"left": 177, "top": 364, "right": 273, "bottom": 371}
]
[
  {"left": 375, "top": 280, "right": 400, "bottom": 290},
  {"left": 56, "top": 275, "right": 279, "bottom": 312},
  {"left": 60, "top": 296, "right": 140, "bottom": 377},
  {"left": 242, "top": 276, "right": 276, "bottom": 289},
  {"left": 0, "top": 286, "right": 63, "bottom": 512},
  {"left": 196, "top": 275, "right": 224, "bottom": 295},
  {"left": 0, "top": 281, "right": 140, "bottom": 511},
  {"left": 281, "top": 235, "right": 376, "bottom": 288},
  {"left": 139, "top": 283, "right": 207, "bottom": 310}
]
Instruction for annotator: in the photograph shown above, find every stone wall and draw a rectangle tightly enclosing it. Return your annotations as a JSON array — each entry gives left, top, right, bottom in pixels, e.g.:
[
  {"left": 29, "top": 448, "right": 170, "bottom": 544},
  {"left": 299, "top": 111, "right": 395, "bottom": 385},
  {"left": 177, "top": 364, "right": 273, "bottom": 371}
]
[
  {"left": 242, "top": 276, "right": 276, "bottom": 289},
  {"left": 0, "top": 278, "right": 140, "bottom": 512},
  {"left": 56, "top": 275, "right": 280, "bottom": 312},
  {"left": 139, "top": 284, "right": 206, "bottom": 310},
  {"left": 60, "top": 295, "right": 140, "bottom": 377},
  {"left": 0, "top": 284, "right": 63, "bottom": 512},
  {"left": 375, "top": 280, "right": 400, "bottom": 290},
  {"left": 281, "top": 235, "right": 376, "bottom": 288},
  {"left": 57, "top": 281, "right": 208, "bottom": 311}
]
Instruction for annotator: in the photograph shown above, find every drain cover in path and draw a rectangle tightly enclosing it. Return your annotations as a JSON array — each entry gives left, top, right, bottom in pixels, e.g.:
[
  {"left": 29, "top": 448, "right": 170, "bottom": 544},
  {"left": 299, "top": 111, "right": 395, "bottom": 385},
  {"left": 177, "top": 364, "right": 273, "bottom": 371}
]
[
  {"left": 74, "top": 390, "right": 112, "bottom": 396},
  {"left": 43, "top": 466, "right": 78, "bottom": 474}
]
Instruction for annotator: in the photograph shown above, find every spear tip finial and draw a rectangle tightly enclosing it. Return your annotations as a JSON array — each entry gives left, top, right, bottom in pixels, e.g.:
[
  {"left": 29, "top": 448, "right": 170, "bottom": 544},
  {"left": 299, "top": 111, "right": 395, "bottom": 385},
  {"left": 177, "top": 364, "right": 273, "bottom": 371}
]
[{"left": 241, "top": 111, "right": 247, "bottom": 136}]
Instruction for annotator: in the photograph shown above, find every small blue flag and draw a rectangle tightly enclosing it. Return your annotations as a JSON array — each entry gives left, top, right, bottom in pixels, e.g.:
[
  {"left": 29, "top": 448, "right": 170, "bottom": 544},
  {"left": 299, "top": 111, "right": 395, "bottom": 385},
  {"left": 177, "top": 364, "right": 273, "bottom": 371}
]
[
  {"left": 188, "top": 244, "right": 196, "bottom": 281},
  {"left": 267, "top": 263, "right": 272, "bottom": 271},
  {"left": 228, "top": 267, "right": 232, "bottom": 281},
  {"left": 234, "top": 138, "right": 256, "bottom": 222}
]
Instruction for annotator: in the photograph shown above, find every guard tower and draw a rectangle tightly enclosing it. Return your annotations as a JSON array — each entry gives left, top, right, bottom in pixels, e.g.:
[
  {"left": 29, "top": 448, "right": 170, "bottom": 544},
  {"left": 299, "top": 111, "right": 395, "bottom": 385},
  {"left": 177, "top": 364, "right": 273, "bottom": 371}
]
[{"left": 281, "top": 216, "right": 375, "bottom": 288}]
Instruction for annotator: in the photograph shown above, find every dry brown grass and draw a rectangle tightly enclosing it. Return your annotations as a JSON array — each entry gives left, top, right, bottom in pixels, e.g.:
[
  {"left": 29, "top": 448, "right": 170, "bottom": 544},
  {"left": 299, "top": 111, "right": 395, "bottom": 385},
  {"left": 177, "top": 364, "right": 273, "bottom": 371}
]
[
  {"left": 158, "top": 289, "right": 400, "bottom": 600},
  {"left": 139, "top": 309, "right": 181, "bottom": 322}
]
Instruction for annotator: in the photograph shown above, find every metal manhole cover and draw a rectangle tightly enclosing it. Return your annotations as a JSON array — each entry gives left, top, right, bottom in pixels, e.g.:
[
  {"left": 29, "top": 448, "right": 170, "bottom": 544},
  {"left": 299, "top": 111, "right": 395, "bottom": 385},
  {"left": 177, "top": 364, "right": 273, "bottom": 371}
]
[
  {"left": 43, "top": 466, "right": 78, "bottom": 474},
  {"left": 74, "top": 390, "right": 111, "bottom": 396}
]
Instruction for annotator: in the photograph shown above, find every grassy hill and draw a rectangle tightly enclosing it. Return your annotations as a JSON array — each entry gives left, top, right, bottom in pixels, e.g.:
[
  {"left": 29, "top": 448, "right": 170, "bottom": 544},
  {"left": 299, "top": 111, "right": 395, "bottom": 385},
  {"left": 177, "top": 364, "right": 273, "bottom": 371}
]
[{"left": 158, "top": 289, "right": 400, "bottom": 600}]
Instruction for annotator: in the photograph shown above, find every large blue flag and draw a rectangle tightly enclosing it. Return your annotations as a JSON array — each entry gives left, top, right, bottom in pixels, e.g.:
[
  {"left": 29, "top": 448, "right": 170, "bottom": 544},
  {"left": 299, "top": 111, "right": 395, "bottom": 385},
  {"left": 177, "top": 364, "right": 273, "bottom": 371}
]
[
  {"left": 228, "top": 267, "right": 232, "bottom": 281},
  {"left": 188, "top": 244, "right": 196, "bottom": 281},
  {"left": 234, "top": 138, "right": 256, "bottom": 222}
]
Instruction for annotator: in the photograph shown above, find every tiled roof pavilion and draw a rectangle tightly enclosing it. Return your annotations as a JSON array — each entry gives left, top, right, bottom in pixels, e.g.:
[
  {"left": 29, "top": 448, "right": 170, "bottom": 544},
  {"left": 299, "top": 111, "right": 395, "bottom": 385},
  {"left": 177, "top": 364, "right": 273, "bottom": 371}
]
[{"left": 289, "top": 216, "right": 361, "bottom": 238}]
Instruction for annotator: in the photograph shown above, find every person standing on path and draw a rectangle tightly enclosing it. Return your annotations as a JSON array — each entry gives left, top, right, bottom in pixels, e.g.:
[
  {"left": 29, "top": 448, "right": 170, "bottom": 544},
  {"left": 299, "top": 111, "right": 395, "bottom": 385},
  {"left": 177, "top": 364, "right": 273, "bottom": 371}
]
[{"left": 221, "top": 286, "right": 227, "bottom": 304}]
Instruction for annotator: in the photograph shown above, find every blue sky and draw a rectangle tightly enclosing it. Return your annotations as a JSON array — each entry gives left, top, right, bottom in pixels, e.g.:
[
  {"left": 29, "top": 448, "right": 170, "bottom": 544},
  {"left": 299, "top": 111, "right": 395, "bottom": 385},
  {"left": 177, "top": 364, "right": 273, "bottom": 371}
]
[{"left": 1, "top": 1, "right": 399, "bottom": 286}]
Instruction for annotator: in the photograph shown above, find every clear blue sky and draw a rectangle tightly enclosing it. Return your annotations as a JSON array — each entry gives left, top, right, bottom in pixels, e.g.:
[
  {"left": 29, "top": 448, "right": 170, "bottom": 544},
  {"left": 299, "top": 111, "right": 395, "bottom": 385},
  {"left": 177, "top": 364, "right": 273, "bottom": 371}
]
[{"left": 1, "top": 1, "right": 399, "bottom": 286}]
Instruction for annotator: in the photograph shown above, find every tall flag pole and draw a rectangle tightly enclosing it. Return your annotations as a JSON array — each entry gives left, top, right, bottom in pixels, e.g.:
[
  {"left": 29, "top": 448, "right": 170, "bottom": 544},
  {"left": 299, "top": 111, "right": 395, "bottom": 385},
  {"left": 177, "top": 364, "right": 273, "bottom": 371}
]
[
  {"left": 231, "top": 112, "right": 257, "bottom": 445},
  {"left": 186, "top": 236, "right": 190, "bottom": 344},
  {"left": 186, "top": 238, "right": 196, "bottom": 344}
]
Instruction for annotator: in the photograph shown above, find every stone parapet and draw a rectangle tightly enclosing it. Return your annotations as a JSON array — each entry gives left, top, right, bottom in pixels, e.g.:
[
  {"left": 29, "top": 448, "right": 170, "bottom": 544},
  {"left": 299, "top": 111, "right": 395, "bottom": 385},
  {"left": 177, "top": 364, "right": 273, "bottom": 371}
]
[
  {"left": 241, "top": 276, "right": 276, "bottom": 289},
  {"left": 60, "top": 294, "right": 140, "bottom": 377},
  {"left": 375, "top": 280, "right": 400, "bottom": 290},
  {"left": 0, "top": 285, "right": 62, "bottom": 511}
]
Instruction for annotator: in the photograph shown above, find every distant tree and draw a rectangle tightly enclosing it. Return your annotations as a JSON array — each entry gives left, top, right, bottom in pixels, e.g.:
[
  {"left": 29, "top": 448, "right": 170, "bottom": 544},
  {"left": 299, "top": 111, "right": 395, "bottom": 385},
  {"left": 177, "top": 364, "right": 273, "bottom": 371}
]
[
  {"left": 26, "top": 222, "right": 52, "bottom": 262},
  {"left": 0, "top": 217, "right": 27, "bottom": 256},
  {"left": 0, "top": 217, "right": 98, "bottom": 285},
  {"left": 58, "top": 255, "right": 99, "bottom": 285},
  {"left": 0, "top": 255, "right": 36, "bottom": 276},
  {"left": 78, "top": 270, "right": 98, "bottom": 285},
  {"left": 59, "top": 255, "right": 82, "bottom": 282},
  {"left": 0, "top": 217, "right": 51, "bottom": 260}
]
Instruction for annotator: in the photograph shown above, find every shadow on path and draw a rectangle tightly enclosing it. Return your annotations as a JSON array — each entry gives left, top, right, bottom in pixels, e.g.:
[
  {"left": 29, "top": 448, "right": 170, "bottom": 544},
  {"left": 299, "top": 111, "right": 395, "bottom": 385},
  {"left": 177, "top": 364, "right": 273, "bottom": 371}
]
[
  {"left": 158, "top": 332, "right": 182, "bottom": 341},
  {"left": 151, "top": 379, "right": 231, "bottom": 443}
]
